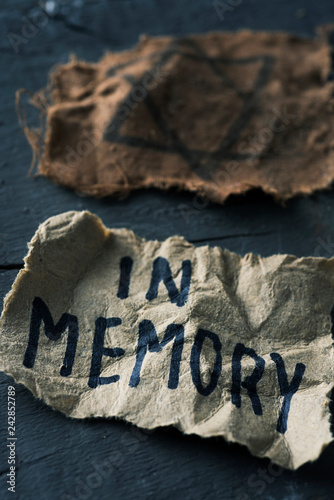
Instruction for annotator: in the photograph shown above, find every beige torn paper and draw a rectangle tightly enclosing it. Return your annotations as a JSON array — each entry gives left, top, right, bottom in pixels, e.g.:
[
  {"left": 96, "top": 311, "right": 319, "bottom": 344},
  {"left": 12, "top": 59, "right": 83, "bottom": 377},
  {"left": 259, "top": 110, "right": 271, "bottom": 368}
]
[{"left": 0, "top": 210, "right": 333, "bottom": 469}]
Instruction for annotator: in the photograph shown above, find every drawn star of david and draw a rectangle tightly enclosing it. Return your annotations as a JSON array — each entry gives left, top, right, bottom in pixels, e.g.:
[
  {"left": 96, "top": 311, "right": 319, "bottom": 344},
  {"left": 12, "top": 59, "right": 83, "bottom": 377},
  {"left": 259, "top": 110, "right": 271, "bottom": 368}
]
[{"left": 104, "top": 40, "right": 275, "bottom": 180}]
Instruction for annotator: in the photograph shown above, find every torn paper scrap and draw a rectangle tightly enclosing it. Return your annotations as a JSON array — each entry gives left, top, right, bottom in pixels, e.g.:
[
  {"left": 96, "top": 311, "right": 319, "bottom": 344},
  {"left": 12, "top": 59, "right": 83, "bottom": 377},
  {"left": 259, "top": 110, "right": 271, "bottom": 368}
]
[
  {"left": 0, "top": 210, "right": 333, "bottom": 470},
  {"left": 18, "top": 28, "right": 334, "bottom": 203}
]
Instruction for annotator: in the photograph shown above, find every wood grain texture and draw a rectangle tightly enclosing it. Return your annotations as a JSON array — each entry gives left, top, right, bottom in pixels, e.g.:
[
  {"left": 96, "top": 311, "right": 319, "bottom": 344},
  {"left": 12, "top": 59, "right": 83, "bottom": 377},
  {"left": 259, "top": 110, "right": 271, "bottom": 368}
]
[{"left": 0, "top": 0, "right": 334, "bottom": 498}]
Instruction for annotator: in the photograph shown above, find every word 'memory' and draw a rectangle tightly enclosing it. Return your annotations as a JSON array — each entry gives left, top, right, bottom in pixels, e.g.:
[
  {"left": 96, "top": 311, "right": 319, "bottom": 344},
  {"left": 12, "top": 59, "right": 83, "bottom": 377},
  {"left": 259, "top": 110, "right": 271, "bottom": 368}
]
[{"left": 22, "top": 256, "right": 305, "bottom": 435}]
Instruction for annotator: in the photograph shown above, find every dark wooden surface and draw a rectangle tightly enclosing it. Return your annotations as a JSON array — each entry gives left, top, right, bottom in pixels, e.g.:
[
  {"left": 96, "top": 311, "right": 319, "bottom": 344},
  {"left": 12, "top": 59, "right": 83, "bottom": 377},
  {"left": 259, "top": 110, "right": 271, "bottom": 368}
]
[{"left": 1, "top": 1, "right": 334, "bottom": 499}]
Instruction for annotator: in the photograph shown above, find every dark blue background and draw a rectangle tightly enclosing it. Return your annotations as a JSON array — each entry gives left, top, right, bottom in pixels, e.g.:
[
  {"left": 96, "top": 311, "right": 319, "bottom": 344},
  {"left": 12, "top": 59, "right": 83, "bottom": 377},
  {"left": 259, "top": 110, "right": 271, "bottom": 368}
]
[{"left": 1, "top": 1, "right": 334, "bottom": 498}]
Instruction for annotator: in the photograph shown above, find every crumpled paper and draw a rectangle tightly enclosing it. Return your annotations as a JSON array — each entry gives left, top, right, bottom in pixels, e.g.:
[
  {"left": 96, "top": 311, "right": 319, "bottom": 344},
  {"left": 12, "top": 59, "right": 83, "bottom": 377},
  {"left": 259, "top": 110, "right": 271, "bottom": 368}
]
[
  {"left": 0, "top": 210, "right": 333, "bottom": 469},
  {"left": 18, "top": 27, "right": 334, "bottom": 203}
]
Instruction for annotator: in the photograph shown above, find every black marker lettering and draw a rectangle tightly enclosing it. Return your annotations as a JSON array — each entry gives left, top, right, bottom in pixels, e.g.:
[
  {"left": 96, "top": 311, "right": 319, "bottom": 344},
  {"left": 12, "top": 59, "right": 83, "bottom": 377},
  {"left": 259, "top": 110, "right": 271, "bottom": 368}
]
[
  {"left": 146, "top": 257, "right": 191, "bottom": 307},
  {"left": 231, "top": 343, "right": 265, "bottom": 415},
  {"left": 117, "top": 256, "right": 133, "bottom": 299},
  {"left": 88, "top": 316, "right": 125, "bottom": 388},
  {"left": 270, "top": 353, "right": 305, "bottom": 434},
  {"left": 330, "top": 304, "right": 334, "bottom": 338},
  {"left": 129, "top": 320, "right": 184, "bottom": 389},
  {"left": 190, "top": 328, "right": 222, "bottom": 396},
  {"left": 23, "top": 297, "right": 78, "bottom": 377}
]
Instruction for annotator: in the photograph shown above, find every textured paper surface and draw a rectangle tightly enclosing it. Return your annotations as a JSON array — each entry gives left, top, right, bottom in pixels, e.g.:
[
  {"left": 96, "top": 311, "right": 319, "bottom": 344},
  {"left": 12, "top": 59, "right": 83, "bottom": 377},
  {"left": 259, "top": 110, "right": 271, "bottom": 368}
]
[
  {"left": 19, "top": 28, "right": 334, "bottom": 203},
  {"left": 0, "top": 211, "right": 333, "bottom": 469}
]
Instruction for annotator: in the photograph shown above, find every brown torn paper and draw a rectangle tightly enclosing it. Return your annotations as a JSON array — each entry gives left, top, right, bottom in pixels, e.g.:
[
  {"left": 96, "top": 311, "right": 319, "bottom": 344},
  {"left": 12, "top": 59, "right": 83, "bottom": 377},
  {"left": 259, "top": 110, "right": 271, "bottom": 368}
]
[
  {"left": 18, "top": 28, "right": 334, "bottom": 203},
  {"left": 0, "top": 210, "right": 333, "bottom": 469}
]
